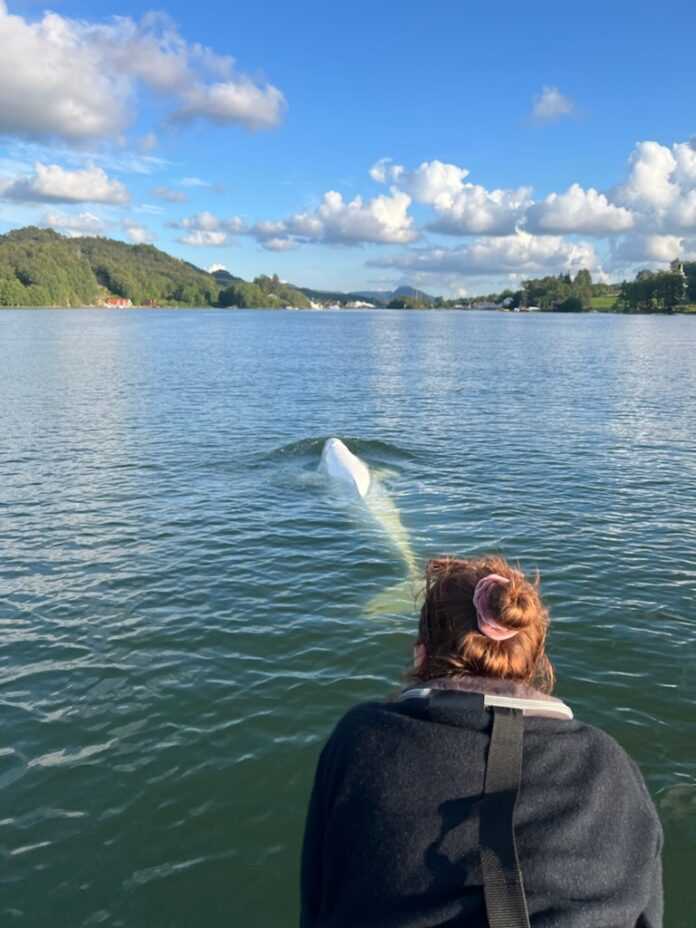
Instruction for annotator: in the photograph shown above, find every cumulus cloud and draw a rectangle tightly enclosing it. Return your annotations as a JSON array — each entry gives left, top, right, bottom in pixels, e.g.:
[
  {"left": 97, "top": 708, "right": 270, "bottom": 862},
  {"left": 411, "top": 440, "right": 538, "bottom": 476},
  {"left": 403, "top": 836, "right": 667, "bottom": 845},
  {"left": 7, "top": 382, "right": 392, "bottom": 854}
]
[
  {"left": 526, "top": 184, "right": 634, "bottom": 235},
  {"left": 369, "top": 229, "right": 599, "bottom": 277},
  {"left": 122, "top": 221, "right": 154, "bottom": 244},
  {"left": 172, "top": 211, "right": 246, "bottom": 246},
  {"left": 614, "top": 141, "right": 678, "bottom": 211},
  {"left": 531, "top": 86, "right": 574, "bottom": 122},
  {"left": 207, "top": 263, "right": 227, "bottom": 273},
  {"left": 152, "top": 185, "right": 188, "bottom": 203},
  {"left": 261, "top": 237, "right": 300, "bottom": 252},
  {"left": 172, "top": 80, "right": 286, "bottom": 130},
  {"left": 429, "top": 184, "right": 533, "bottom": 235},
  {"left": 252, "top": 190, "right": 417, "bottom": 248},
  {"left": 371, "top": 158, "right": 530, "bottom": 235},
  {"left": 610, "top": 233, "right": 683, "bottom": 266},
  {"left": 179, "top": 230, "right": 227, "bottom": 246},
  {"left": 0, "top": 163, "right": 129, "bottom": 204},
  {"left": 0, "top": 5, "right": 286, "bottom": 144},
  {"left": 609, "top": 139, "right": 696, "bottom": 235},
  {"left": 370, "top": 158, "right": 468, "bottom": 204},
  {"left": 43, "top": 210, "right": 107, "bottom": 235}
]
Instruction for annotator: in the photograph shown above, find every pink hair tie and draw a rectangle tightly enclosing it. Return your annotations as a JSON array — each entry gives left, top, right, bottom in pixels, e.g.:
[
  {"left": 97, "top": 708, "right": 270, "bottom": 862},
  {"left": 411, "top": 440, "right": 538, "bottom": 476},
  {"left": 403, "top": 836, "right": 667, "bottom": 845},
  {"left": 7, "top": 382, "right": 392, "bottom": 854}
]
[{"left": 473, "top": 574, "right": 519, "bottom": 641}]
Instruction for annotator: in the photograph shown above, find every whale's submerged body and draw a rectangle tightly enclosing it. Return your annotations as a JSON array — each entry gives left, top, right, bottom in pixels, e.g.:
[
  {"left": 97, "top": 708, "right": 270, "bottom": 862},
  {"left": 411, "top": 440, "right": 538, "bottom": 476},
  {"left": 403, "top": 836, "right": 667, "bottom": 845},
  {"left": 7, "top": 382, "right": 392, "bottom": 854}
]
[{"left": 319, "top": 438, "right": 418, "bottom": 613}]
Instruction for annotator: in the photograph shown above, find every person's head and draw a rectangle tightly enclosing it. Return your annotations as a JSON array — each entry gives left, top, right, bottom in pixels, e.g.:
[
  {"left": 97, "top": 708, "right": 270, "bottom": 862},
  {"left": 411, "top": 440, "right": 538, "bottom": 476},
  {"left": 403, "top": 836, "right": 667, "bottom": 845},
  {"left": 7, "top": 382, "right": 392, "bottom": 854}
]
[{"left": 410, "top": 554, "right": 555, "bottom": 693}]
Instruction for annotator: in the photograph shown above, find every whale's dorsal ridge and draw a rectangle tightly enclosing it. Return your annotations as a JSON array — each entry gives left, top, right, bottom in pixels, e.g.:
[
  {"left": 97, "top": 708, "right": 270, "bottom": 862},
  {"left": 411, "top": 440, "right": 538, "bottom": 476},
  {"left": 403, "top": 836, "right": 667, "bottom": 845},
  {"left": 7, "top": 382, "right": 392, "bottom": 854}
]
[{"left": 320, "top": 438, "right": 371, "bottom": 497}]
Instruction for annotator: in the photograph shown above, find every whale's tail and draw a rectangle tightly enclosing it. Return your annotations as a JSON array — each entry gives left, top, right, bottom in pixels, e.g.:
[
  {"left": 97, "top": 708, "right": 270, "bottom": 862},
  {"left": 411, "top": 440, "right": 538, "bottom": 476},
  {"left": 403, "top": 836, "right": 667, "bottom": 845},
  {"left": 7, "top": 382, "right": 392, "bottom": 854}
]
[{"left": 365, "top": 576, "right": 420, "bottom": 617}]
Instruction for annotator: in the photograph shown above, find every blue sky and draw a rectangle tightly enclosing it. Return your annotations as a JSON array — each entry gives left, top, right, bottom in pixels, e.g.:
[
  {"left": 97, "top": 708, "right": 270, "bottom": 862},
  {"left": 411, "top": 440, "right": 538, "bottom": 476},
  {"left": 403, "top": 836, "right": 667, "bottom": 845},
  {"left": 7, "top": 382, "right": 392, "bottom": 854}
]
[{"left": 2, "top": 0, "right": 696, "bottom": 295}]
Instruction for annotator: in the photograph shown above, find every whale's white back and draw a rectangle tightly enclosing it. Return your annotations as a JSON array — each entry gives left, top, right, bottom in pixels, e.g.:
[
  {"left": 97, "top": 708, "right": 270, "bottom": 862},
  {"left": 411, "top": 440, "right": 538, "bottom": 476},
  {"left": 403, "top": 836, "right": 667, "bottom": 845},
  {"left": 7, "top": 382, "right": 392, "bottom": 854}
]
[{"left": 320, "top": 438, "right": 370, "bottom": 497}]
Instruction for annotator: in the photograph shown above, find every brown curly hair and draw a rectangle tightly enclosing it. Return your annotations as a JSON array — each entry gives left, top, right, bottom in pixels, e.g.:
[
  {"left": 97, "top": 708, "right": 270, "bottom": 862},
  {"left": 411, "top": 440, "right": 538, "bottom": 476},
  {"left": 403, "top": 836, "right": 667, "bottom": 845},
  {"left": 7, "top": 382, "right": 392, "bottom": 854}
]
[{"left": 408, "top": 554, "right": 555, "bottom": 693}]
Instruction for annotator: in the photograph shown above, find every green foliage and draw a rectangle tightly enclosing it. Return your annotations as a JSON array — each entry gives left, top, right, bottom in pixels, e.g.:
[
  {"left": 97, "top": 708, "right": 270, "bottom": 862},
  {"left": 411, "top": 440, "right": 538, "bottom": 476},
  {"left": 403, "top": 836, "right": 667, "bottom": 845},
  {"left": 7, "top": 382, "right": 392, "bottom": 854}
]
[
  {"left": 387, "top": 296, "right": 428, "bottom": 308},
  {"left": 519, "top": 270, "right": 593, "bottom": 310},
  {"left": 0, "top": 227, "right": 309, "bottom": 309},
  {"left": 590, "top": 294, "right": 618, "bottom": 310},
  {"left": 0, "top": 227, "right": 100, "bottom": 306},
  {"left": 680, "top": 262, "right": 696, "bottom": 302},
  {"left": 252, "top": 274, "right": 311, "bottom": 307},
  {"left": 78, "top": 237, "right": 219, "bottom": 306},
  {"left": 617, "top": 271, "right": 686, "bottom": 313},
  {"left": 219, "top": 281, "right": 267, "bottom": 307},
  {"left": 554, "top": 296, "right": 584, "bottom": 313},
  {"left": 572, "top": 269, "right": 593, "bottom": 308}
]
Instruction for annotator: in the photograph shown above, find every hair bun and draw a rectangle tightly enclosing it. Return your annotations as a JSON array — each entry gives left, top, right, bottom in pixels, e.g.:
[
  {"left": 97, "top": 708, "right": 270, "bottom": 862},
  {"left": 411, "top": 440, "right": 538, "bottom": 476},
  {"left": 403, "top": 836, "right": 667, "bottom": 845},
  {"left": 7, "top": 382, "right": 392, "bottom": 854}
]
[{"left": 496, "top": 577, "right": 539, "bottom": 631}]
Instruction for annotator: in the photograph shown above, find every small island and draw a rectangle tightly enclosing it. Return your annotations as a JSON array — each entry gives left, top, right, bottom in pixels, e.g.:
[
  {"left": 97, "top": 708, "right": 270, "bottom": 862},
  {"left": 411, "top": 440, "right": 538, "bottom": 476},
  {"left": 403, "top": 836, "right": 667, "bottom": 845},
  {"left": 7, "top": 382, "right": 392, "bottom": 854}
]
[{"left": 1, "top": 227, "right": 695, "bottom": 313}]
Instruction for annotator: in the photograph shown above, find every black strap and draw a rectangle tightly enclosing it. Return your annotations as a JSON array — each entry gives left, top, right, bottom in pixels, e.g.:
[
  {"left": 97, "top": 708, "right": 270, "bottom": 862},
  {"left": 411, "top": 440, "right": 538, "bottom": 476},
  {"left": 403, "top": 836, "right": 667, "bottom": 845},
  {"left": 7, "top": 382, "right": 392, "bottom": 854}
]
[{"left": 479, "top": 707, "right": 531, "bottom": 928}]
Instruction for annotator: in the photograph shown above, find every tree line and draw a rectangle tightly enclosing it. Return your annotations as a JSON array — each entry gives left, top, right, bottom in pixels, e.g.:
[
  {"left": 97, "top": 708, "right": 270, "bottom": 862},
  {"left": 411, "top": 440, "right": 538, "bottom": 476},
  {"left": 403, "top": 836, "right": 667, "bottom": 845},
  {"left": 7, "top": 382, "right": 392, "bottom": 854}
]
[
  {"left": 0, "top": 228, "right": 310, "bottom": 308},
  {"left": 616, "top": 264, "right": 695, "bottom": 312}
]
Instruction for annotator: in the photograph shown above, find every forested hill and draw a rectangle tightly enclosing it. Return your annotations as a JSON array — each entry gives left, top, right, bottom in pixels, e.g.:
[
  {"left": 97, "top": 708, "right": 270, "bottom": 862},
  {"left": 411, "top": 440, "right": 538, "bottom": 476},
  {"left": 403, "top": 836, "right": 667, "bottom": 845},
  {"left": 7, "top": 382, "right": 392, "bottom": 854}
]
[{"left": 0, "top": 227, "right": 310, "bottom": 308}]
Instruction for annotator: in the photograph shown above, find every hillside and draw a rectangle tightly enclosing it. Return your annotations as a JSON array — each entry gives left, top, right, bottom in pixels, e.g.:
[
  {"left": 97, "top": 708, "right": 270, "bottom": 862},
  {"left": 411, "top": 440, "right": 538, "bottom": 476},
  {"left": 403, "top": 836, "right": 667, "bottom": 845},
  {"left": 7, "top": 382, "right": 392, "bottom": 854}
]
[{"left": 0, "top": 227, "right": 310, "bottom": 308}]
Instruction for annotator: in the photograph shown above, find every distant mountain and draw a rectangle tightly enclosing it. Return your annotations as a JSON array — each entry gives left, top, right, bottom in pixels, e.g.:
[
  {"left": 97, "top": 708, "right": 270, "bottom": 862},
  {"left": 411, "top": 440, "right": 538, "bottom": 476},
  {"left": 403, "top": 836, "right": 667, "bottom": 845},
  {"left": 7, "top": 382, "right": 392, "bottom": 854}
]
[
  {"left": 297, "top": 284, "right": 436, "bottom": 306},
  {"left": 351, "top": 289, "right": 392, "bottom": 303},
  {"left": 392, "top": 285, "right": 434, "bottom": 302},
  {"left": 353, "top": 285, "right": 435, "bottom": 304}
]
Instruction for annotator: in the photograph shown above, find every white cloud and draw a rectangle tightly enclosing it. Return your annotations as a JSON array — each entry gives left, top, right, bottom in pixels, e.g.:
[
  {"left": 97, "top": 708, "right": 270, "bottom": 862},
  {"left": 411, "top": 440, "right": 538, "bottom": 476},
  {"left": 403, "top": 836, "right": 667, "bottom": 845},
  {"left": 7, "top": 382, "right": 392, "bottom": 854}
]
[
  {"left": 261, "top": 237, "right": 299, "bottom": 252},
  {"left": 369, "top": 158, "right": 399, "bottom": 184},
  {"left": 371, "top": 159, "right": 468, "bottom": 204},
  {"left": 179, "top": 230, "right": 227, "bottom": 246},
  {"left": 667, "top": 190, "right": 696, "bottom": 229},
  {"left": 122, "top": 221, "right": 153, "bottom": 244},
  {"left": 369, "top": 229, "right": 599, "bottom": 277},
  {"left": 371, "top": 158, "right": 529, "bottom": 235},
  {"left": 172, "top": 80, "right": 286, "bottom": 130},
  {"left": 43, "top": 210, "right": 106, "bottom": 235},
  {"left": 429, "top": 184, "right": 533, "bottom": 235},
  {"left": 0, "top": 163, "right": 129, "bottom": 204},
  {"left": 253, "top": 190, "right": 416, "bottom": 248},
  {"left": 609, "top": 139, "right": 696, "bottom": 234},
  {"left": 173, "top": 211, "right": 246, "bottom": 246},
  {"left": 207, "top": 263, "right": 227, "bottom": 273},
  {"left": 531, "top": 86, "right": 574, "bottom": 122},
  {"left": 313, "top": 190, "right": 416, "bottom": 244},
  {"left": 526, "top": 184, "right": 634, "bottom": 235},
  {"left": 672, "top": 140, "right": 696, "bottom": 186},
  {"left": 0, "top": 5, "right": 286, "bottom": 144},
  {"left": 176, "top": 211, "right": 245, "bottom": 233},
  {"left": 610, "top": 233, "right": 683, "bottom": 266},
  {"left": 152, "top": 186, "right": 187, "bottom": 203},
  {"left": 614, "top": 141, "right": 678, "bottom": 211}
]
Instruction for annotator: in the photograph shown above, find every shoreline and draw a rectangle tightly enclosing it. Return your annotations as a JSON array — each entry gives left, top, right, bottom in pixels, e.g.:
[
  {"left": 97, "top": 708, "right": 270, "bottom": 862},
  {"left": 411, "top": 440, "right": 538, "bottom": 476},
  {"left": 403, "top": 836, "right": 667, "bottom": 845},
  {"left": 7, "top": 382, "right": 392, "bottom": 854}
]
[{"left": 1, "top": 304, "right": 695, "bottom": 315}]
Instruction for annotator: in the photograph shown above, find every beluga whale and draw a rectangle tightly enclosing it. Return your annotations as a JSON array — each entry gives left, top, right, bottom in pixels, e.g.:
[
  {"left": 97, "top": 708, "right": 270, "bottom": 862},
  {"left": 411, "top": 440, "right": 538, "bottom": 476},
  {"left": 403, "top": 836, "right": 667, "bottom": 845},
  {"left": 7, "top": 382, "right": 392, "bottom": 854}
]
[
  {"left": 319, "top": 438, "right": 419, "bottom": 614},
  {"left": 319, "top": 438, "right": 371, "bottom": 498}
]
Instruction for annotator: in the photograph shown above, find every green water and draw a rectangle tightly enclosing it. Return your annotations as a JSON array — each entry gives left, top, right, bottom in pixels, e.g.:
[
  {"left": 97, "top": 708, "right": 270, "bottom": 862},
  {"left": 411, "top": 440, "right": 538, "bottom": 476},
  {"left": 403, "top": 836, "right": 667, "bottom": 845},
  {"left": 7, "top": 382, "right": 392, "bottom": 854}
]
[{"left": 1, "top": 308, "right": 694, "bottom": 927}]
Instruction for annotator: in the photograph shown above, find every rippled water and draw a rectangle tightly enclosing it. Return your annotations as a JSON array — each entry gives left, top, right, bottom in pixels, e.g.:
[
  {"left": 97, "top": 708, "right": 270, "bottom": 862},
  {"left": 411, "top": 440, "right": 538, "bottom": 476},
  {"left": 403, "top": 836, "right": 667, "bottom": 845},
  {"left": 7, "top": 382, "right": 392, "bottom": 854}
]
[{"left": 1, "top": 308, "right": 695, "bottom": 927}]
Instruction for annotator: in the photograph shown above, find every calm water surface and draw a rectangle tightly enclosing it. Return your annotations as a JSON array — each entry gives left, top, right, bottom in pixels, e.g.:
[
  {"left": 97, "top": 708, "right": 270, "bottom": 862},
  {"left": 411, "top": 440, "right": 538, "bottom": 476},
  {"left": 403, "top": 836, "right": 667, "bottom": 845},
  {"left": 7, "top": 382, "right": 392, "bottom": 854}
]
[{"left": 1, "top": 309, "right": 695, "bottom": 927}]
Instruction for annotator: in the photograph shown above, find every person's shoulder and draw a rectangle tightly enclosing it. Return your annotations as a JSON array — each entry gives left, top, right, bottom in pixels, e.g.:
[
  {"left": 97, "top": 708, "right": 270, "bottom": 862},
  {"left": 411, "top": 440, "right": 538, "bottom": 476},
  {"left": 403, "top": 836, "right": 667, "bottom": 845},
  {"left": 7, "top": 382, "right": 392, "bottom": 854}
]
[
  {"left": 322, "top": 697, "right": 415, "bottom": 748},
  {"left": 556, "top": 716, "right": 654, "bottom": 798},
  {"left": 331, "top": 698, "right": 405, "bottom": 732}
]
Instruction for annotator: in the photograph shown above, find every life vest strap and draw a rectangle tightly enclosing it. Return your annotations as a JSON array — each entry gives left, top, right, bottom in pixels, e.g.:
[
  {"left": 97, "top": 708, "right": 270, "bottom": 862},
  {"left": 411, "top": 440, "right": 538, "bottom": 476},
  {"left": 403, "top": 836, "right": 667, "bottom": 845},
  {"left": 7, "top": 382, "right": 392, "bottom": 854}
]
[{"left": 480, "top": 706, "right": 531, "bottom": 928}]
